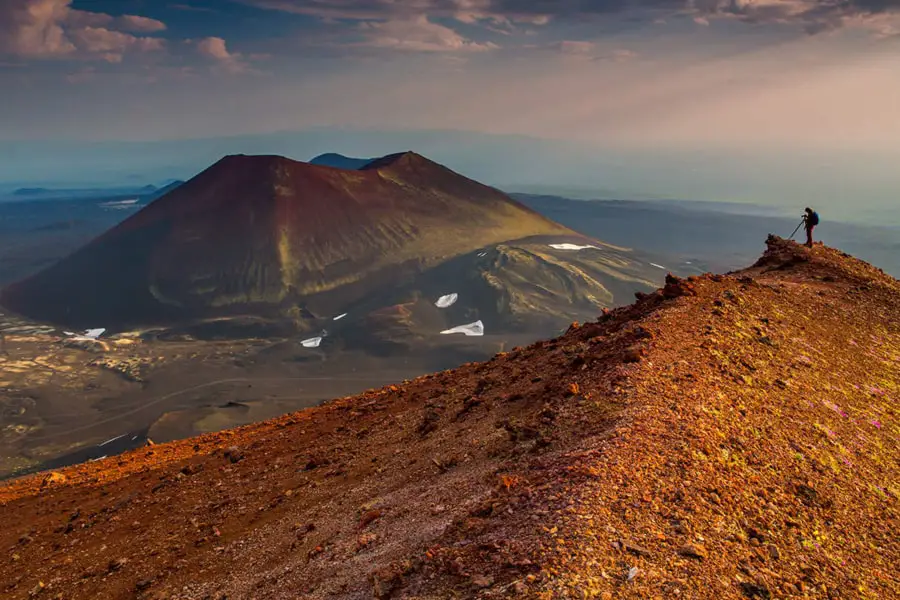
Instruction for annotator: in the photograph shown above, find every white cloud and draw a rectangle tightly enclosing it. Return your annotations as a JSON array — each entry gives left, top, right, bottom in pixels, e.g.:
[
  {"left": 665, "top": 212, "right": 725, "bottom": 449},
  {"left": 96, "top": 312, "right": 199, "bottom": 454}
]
[
  {"left": 196, "top": 36, "right": 231, "bottom": 60},
  {"left": 359, "top": 15, "right": 499, "bottom": 52},
  {"left": 691, "top": 0, "right": 900, "bottom": 35},
  {"left": 196, "top": 36, "right": 250, "bottom": 72},
  {"left": 240, "top": 0, "right": 900, "bottom": 37},
  {"left": 117, "top": 15, "right": 167, "bottom": 33},
  {"left": 0, "top": 0, "right": 167, "bottom": 61},
  {"left": 242, "top": 0, "right": 552, "bottom": 26},
  {"left": 70, "top": 26, "right": 165, "bottom": 63},
  {"left": 0, "top": 0, "right": 76, "bottom": 58}
]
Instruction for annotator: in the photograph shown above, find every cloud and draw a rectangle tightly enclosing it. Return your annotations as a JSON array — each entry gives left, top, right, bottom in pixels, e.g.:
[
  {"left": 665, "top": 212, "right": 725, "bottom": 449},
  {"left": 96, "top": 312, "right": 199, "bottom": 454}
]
[
  {"left": 550, "top": 41, "right": 638, "bottom": 62},
  {"left": 117, "top": 15, "right": 167, "bottom": 33},
  {"left": 70, "top": 27, "right": 166, "bottom": 63},
  {"left": 0, "top": 0, "right": 167, "bottom": 61},
  {"left": 242, "top": 0, "right": 553, "bottom": 24},
  {"left": 604, "top": 48, "right": 638, "bottom": 61},
  {"left": 196, "top": 36, "right": 251, "bottom": 72},
  {"left": 359, "top": 15, "right": 499, "bottom": 51},
  {"left": 169, "top": 3, "right": 218, "bottom": 12},
  {"left": 240, "top": 0, "right": 900, "bottom": 36},
  {"left": 556, "top": 40, "right": 596, "bottom": 55}
]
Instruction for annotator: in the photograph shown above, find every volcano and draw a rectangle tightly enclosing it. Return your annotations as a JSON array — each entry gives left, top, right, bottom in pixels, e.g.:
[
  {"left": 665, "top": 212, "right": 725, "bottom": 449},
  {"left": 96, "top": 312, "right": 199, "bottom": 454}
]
[{"left": 0, "top": 152, "right": 658, "bottom": 332}]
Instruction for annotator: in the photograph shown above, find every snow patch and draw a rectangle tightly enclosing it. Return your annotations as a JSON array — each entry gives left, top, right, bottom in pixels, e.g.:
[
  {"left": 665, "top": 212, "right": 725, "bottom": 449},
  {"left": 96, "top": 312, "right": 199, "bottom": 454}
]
[
  {"left": 100, "top": 199, "right": 139, "bottom": 209},
  {"left": 301, "top": 336, "right": 323, "bottom": 348},
  {"left": 63, "top": 328, "right": 106, "bottom": 342},
  {"left": 549, "top": 243, "right": 598, "bottom": 251},
  {"left": 98, "top": 433, "right": 127, "bottom": 447},
  {"left": 435, "top": 293, "right": 458, "bottom": 309},
  {"left": 441, "top": 320, "right": 484, "bottom": 337}
]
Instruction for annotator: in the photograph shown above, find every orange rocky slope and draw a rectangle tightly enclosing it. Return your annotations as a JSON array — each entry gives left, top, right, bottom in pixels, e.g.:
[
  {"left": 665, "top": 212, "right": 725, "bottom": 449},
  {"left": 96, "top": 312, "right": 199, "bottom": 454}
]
[{"left": 1, "top": 236, "right": 897, "bottom": 600}]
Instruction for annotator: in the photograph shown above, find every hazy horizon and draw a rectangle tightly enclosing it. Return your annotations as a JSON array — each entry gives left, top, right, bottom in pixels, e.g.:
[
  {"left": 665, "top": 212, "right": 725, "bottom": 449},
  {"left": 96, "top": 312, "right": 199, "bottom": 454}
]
[
  {"left": 2, "top": 128, "right": 898, "bottom": 228},
  {"left": 3, "top": 1, "right": 900, "bottom": 226}
]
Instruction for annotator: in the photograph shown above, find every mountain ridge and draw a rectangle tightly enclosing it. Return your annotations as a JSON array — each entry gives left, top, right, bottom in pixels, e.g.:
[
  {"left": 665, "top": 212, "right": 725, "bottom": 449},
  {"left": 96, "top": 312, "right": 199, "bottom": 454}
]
[{"left": 1, "top": 237, "right": 897, "bottom": 599}]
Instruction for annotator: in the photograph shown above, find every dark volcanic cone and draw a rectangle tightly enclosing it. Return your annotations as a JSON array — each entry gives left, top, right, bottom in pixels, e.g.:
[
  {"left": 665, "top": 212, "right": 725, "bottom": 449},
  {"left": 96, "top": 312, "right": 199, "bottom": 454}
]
[{"left": 0, "top": 152, "right": 577, "bottom": 329}]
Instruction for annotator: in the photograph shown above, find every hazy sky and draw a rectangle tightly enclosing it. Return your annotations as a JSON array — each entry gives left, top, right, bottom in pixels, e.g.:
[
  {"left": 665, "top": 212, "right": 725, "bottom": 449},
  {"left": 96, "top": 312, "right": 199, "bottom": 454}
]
[{"left": 2, "top": 0, "right": 900, "bottom": 223}]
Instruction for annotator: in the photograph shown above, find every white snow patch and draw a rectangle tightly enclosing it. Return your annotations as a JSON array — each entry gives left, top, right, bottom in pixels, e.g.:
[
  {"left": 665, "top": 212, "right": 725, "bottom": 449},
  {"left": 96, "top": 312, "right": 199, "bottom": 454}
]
[
  {"left": 333, "top": 313, "right": 348, "bottom": 321},
  {"left": 549, "top": 243, "right": 598, "bottom": 251},
  {"left": 301, "top": 336, "right": 323, "bottom": 348},
  {"left": 98, "top": 433, "right": 127, "bottom": 447},
  {"left": 63, "top": 328, "right": 106, "bottom": 342},
  {"left": 435, "top": 293, "right": 458, "bottom": 309},
  {"left": 441, "top": 320, "right": 484, "bottom": 337},
  {"left": 100, "top": 199, "right": 139, "bottom": 209},
  {"left": 650, "top": 263, "right": 667, "bottom": 270}
]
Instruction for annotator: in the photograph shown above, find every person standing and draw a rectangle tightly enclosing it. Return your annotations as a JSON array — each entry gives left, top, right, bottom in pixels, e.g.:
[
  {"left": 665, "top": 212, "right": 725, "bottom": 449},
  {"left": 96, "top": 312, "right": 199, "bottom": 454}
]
[{"left": 803, "top": 207, "right": 819, "bottom": 248}]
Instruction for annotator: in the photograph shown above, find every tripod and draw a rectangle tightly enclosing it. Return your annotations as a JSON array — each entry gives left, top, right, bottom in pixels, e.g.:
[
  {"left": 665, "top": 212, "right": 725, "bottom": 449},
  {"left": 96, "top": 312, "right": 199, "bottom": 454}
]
[{"left": 789, "top": 217, "right": 806, "bottom": 240}]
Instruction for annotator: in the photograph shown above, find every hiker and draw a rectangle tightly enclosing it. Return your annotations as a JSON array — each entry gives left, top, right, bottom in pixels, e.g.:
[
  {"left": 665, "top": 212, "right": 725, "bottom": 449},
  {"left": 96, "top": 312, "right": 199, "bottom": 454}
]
[{"left": 802, "top": 207, "right": 819, "bottom": 248}]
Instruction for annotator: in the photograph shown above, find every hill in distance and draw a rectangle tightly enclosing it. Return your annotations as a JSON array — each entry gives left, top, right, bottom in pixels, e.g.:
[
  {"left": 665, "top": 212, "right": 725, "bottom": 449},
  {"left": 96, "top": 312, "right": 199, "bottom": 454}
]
[
  {"left": 144, "top": 180, "right": 183, "bottom": 202},
  {"left": 309, "top": 153, "right": 375, "bottom": 170},
  {"left": 0, "top": 152, "right": 660, "bottom": 340},
  {"left": 1, "top": 237, "right": 896, "bottom": 599}
]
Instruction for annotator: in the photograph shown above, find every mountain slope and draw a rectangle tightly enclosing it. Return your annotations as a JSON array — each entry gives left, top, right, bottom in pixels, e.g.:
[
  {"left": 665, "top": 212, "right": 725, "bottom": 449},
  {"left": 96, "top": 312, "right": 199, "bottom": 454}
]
[
  {"left": 0, "top": 153, "right": 578, "bottom": 329},
  {"left": 1, "top": 237, "right": 897, "bottom": 599}
]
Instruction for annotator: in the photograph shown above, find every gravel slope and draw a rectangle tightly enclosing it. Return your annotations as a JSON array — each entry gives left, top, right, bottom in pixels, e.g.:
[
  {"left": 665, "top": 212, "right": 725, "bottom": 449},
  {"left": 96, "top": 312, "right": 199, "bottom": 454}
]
[{"left": 1, "top": 236, "right": 897, "bottom": 600}]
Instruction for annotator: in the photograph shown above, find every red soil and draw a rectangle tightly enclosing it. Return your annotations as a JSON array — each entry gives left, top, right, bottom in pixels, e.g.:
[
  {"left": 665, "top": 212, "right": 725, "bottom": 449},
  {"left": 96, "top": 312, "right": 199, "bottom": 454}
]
[{"left": 1, "top": 237, "right": 897, "bottom": 599}]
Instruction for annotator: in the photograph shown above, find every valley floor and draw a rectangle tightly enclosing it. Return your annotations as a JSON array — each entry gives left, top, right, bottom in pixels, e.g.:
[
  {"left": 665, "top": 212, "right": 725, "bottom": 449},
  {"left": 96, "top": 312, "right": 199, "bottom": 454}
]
[{"left": 1, "top": 237, "right": 897, "bottom": 599}]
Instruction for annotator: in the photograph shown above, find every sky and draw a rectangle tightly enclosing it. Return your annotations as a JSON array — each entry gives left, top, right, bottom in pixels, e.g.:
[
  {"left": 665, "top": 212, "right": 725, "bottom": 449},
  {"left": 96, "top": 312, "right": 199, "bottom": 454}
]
[{"left": 1, "top": 0, "right": 900, "bottom": 224}]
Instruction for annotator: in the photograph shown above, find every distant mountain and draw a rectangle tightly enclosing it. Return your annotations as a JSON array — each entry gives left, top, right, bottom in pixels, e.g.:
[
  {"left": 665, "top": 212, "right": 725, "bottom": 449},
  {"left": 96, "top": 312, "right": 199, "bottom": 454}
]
[
  {"left": 0, "top": 152, "right": 659, "bottom": 335},
  {"left": 143, "top": 180, "right": 183, "bottom": 202},
  {"left": 309, "top": 153, "right": 374, "bottom": 170},
  {"left": 5, "top": 185, "right": 159, "bottom": 202},
  {"left": 12, "top": 188, "right": 51, "bottom": 196}
]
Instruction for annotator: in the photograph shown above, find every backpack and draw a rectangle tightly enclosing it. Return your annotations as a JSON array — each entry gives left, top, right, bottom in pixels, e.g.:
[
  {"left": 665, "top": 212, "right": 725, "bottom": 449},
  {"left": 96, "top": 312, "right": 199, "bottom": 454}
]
[{"left": 808, "top": 211, "right": 819, "bottom": 226}]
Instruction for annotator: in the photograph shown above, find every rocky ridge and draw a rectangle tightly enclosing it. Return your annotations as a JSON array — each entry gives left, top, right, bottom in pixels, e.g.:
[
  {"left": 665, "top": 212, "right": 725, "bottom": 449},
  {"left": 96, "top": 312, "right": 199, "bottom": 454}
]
[{"left": 0, "top": 237, "right": 897, "bottom": 599}]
